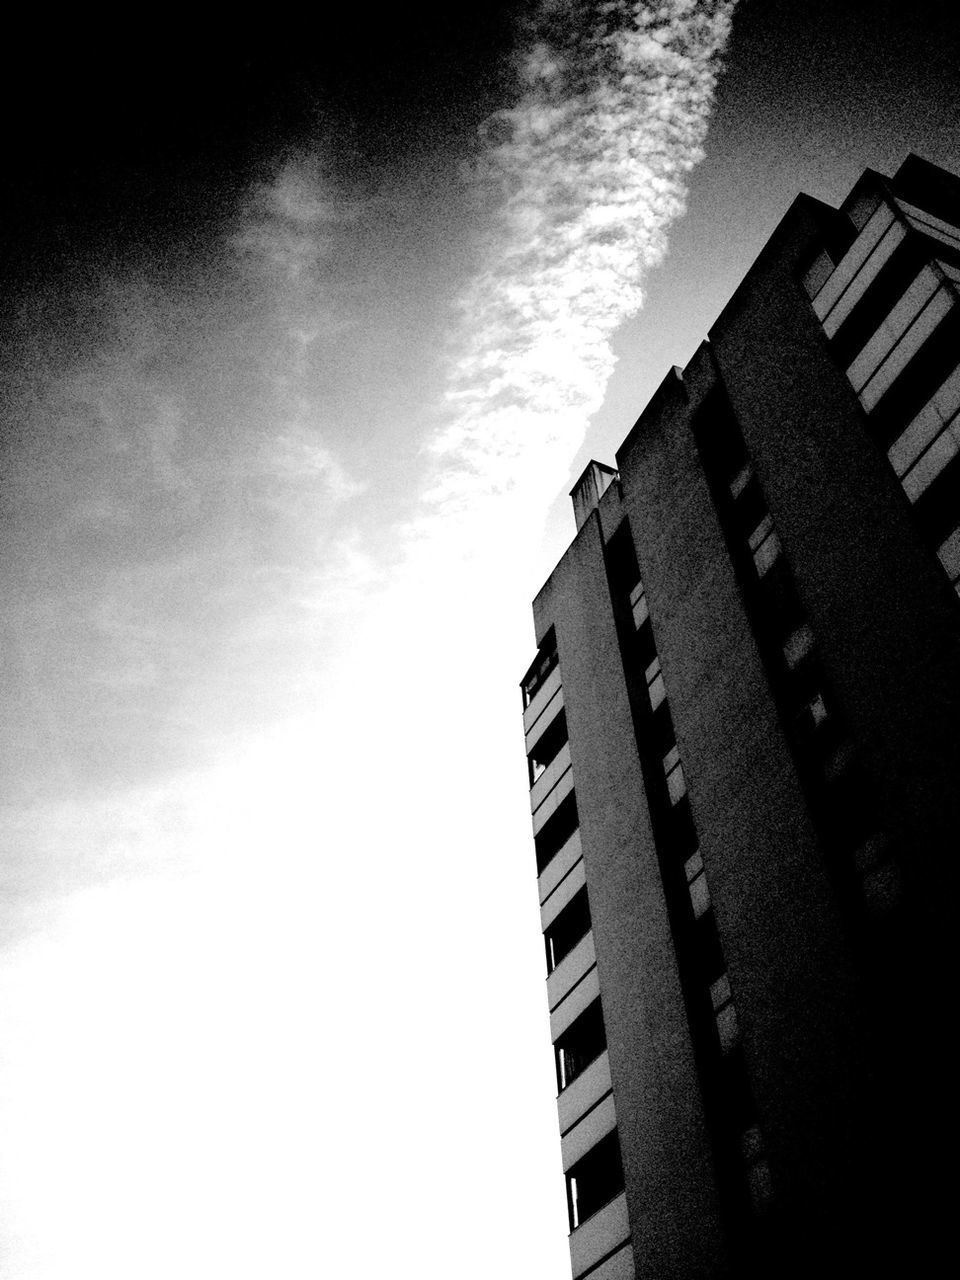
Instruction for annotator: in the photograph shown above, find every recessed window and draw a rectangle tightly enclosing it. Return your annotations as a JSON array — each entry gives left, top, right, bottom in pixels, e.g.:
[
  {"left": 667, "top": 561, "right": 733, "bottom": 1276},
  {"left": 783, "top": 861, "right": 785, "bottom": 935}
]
[
  {"left": 566, "top": 1129, "right": 625, "bottom": 1231},
  {"left": 823, "top": 739, "right": 855, "bottom": 782},
  {"left": 740, "top": 1125, "right": 773, "bottom": 1211},
  {"left": 710, "top": 972, "right": 740, "bottom": 1053},
  {"left": 629, "top": 580, "right": 649, "bottom": 629},
  {"left": 729, "top": 462, "right": 754, "bottom": 497},
  {"left": 685, "top": 850, "right": 711, "bottom": 919},
  {"left": 521, "top": 630, "right": 558, "bottom": 709},
  {"left": 808, "top": 693, "right": 828, "bottom": 726},
  {"left": 861, "top": 860, "right": 902, "bottom": 917},
  {"left": 554, "top": 997, "right": 607, "bottom": 1092},
  {"left": 663, "top": 745, "right": 687, "bottom": 805},
  {"left": 802, "top": 249, "right": 835, "bottom": 299},
  {"left": 783, "top": 624, "right": 815, "bottom": 669},
  {"left": 900, "top": 419, "right": 960, "bottom": 501},
  {"left": 937, "top": 525, "right": 960, "bottom": 588},
  {"left": 748, "top": 513, "right": 782, "bottom": 577},
  {"left": 887, "top": 363, "right": 960, "bottom": 480},
  {"left": 528, "top": 710, "right": 569, "bottom": 787},
  {"left": 796, "top": 692, "right": 829, "bottom": 737},
  {"left": 544, "top": 886, "right": 591, "bottom": 975},
  {"left": 645, "top": 656, "right": 666, "bottom": 710},
  {"left": 535, "top": 791, "right": 579, "bottom": 874}
]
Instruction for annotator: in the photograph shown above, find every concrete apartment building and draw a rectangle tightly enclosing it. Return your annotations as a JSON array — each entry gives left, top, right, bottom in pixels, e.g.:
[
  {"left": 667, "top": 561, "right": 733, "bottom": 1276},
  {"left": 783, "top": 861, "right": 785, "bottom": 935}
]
[{"left": 520, "top": 155, "right": 960, "bottom": 1280}]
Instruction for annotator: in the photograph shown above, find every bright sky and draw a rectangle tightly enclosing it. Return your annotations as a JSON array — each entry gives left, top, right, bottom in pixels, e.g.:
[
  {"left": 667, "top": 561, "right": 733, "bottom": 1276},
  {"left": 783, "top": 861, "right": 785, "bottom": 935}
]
[{"left": 1, "top": 3, "right": 958, "bottom": 1277}]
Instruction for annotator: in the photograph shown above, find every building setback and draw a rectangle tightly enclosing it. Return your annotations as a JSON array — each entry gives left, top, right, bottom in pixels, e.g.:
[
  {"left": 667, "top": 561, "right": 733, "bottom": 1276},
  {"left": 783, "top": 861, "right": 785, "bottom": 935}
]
[{"left": 520, "top": 155, "right": 960, "bottom": 1280}]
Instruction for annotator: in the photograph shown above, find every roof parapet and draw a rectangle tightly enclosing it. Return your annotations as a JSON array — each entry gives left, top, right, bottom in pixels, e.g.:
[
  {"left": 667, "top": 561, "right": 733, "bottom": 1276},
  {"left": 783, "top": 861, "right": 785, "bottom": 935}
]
[{"left": 570, "top": 459, "right": 618, "bottom": 531}]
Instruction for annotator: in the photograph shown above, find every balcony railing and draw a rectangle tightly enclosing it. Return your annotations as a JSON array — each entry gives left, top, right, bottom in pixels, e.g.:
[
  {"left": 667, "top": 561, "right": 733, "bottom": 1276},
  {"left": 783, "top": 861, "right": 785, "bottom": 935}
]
[
  {"left": 569, "top": 1191, "right": 631, "bottom": 1279},
  {"left": 521, "top": 645, "right": 559, "bottom": 710},
  {"left": 558, "top": 1050, "right": 612, "bottom": 1136}
]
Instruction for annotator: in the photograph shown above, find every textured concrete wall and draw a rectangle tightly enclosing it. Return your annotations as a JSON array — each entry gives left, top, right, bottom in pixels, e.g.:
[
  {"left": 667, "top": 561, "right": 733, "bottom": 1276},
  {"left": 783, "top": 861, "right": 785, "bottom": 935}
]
[
  {"left": 617, "top": 325, "right": 866, "bottom": 1266},
  {"left": 711, "top": 197, "right": 960, "bottom": 932},
  {"left": 709, "top": 197, "right": 960, "bottom": 1266}
]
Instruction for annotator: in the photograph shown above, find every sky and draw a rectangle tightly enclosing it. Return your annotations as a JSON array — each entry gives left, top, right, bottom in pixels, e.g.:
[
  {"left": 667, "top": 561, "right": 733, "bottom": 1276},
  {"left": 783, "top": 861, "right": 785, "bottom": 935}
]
[{"left": 1, "top": 3, "right": 958, "bottom": 1277}]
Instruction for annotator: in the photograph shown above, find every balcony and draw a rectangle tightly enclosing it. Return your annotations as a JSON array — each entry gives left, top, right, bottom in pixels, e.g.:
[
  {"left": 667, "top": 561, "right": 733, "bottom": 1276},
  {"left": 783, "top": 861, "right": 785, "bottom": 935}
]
[
  {"left": 569, "top": 1191, "right": 631, "bottom": 1279},
  {"left": 523, "top": 661, "right": 562, "bottom": 736},
  {"left": 541, "top": 857, "right": 586, "bottom": 932},
  {"left": 521, "top": 639, "right": 559, "bottom": 713},
  {"left": 562, "top": 1092, "right": 617, "bottom": 1172},
  {"left": 532, "top": 760, "right": 574, "bottom": 836},
  {"left": 558, "top": 1050, "right": 612, "bottom": 1137},
  {"left": 551, "top": 965, "right": 600, "bottom": 1042},
  {"left": 573, "top": 1237, "right": 634, "bottom": 1280},
  {"left": 530, "top": 742, "right": 572, "bottom": 815},
  {"left": 547, "top": 929, "right": 596, "bottom": 1013},
  {"left": 539, "top": 828, "right": 583, "bottom": 905}
]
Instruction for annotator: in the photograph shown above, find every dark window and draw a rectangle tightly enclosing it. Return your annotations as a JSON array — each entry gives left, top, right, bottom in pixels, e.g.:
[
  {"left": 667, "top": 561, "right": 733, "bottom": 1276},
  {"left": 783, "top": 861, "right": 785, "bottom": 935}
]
[
  {"left": 747, "top": 513, "right": 782, "bottom": 577},
  {"left": 521, "top": 629, "right": 558, "bottom": 709},
  {"left": 710, "top": 972, "right": 740, "bottom": 1053},
  {"left": 692, "top": 395, "right": 748, "bottom": 487},
  {"left": 757, "top": 558, "right": 806, "bottom": 639},
  {"left": 629, "top": 580, "right": 648, "bottom": 629},
  {"left": 729, "top": 476, "right": 767, "bottom": 539},
  {"left": 912, "top": 448, "right": 960, "bottom": 548},
  {"left": 604, "top": 522, "right": 642, "bottom": 598},
  {"left": 544, "top": 885, "right": 591, "bottom": 975},
  {"left": 685, "top": 849, "right": 711, "bottom": 919},
  {"left": 534, "top": 791, "right": 579, "bottom": 874},
  {"left": 554, "top": 997, "right": 607, "bottom": 1092},
  {"left": 689, "top": 912, "right": 726, "bottom": 988},
  {"left": 528, "top": 710, "right": 568, "bottom": 786},
  {"left": 649, "top": 697, "right": 676, "bottom": 760},
  {"left": 566, "top": 1129, "right": 625, "bottom": 1231},
  {"left": 645, "top": 655, "right": 666, "bottom": 710},
  {"left": 660, "top": 799, "right": 699, "bottom": 864}
]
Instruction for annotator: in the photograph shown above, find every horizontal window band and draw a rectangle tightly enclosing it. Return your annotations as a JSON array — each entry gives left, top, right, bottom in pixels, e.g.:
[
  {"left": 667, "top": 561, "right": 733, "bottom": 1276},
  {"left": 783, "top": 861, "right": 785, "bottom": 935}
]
[
  {"left": 531, "top": 760, "right": 573, "bottom": 820},
  {"left": 863, "top": 310, "right": 960, "bottom": 448},
  {"left": 855, "top": 286, "right": 954, "bottom": 411},
  {"left": 812, "top": 200, "right": 895, "bottom": 319},
  {"left": 827, "top": 235, "right": 927, "bottom": 366}
]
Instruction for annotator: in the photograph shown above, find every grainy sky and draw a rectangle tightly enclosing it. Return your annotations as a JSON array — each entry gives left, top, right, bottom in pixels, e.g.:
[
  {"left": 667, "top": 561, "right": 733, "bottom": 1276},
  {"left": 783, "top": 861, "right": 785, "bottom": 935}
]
[{"left": 1, "top": 3, "right": 958, "bottom": 1277}]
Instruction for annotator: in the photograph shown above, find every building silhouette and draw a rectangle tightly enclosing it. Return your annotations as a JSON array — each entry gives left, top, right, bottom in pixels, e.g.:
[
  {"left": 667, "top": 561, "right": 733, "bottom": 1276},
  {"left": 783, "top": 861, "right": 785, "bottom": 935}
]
[{"left": 520, "top": 155, "right": 960, "bottom": 1279}]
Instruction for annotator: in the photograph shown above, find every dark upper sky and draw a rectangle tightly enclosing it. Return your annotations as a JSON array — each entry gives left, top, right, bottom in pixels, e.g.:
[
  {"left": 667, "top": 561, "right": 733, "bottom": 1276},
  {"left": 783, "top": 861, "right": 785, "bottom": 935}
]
[
  {"left": 2, "top": 8, "right": 524, "bottom": 267},
  {"left": 5, "top": 1, "right": 957, "bottom": 268}
]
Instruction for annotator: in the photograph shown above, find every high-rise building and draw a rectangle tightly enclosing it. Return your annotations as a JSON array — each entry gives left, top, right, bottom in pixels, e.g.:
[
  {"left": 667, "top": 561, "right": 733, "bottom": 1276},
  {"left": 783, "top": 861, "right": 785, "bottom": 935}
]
[{"left": 519, "top": 155, "right": 960, "bottom": 1280}]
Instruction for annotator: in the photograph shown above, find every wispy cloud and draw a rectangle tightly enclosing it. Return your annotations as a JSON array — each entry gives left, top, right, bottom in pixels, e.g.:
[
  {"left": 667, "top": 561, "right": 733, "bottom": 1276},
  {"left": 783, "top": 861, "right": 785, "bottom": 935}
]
[
  {"left": 424, "top": 0, "right": 736, "bottom": 525},
  {"left": 231, "top": 152, "right": 368, "bottom": 288},
  {"left": 0, "top": 160, "right": 370, "bottom": 828}
]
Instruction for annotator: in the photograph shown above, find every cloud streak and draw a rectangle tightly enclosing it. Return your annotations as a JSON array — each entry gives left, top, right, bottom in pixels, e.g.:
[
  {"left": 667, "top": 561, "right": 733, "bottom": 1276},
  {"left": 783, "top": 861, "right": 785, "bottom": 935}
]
[{"left": 425, "top": 0, "right": 736, "bottom": 526}]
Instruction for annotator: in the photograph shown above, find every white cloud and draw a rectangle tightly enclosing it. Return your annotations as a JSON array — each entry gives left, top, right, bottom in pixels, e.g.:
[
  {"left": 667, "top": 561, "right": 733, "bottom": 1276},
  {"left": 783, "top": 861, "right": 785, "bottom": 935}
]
[
  {"left": 423, "top": 0, "right": 736, "bottom": 531},
  {"left": 231, "top": 153, "right": 367, "bottom": 286},
  {"left": 264, "top": 402, "right": 366, "bottom": 500}
]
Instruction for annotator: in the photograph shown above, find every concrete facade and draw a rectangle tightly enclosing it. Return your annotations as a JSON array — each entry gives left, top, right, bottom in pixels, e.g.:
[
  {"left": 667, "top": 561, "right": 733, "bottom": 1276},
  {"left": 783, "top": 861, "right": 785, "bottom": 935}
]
[{"left": 520, "top": 156, "right": 960, "bottom": 1279}]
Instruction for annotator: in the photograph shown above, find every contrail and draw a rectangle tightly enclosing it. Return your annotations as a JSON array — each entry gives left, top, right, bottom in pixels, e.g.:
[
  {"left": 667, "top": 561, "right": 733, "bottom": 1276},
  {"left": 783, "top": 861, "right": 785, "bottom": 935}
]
[{"left": 425, "top": 0, "right": 736, "bottom": 525}]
